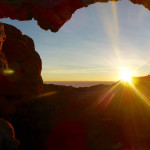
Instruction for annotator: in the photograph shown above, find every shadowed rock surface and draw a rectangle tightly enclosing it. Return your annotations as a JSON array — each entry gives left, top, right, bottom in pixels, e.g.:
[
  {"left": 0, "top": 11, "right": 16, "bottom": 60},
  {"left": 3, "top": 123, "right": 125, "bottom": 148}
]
[
  {"left": 0, "top": 23, "right": 8, "bottom": 72},
  {"left": 0, "top": 118, "right": 19, "bottom": 150},
  {"left": 0, "top": 0, "right": 149, "bottom": 32},
  {"left": 2, "top": 76, "right": 149, "bottom": 150},
  {"left": 0, "top": 23, "right": 43, "bottom": 116},
  {"left": 1, "top": 23, "right": 43, "bottom": 95}
]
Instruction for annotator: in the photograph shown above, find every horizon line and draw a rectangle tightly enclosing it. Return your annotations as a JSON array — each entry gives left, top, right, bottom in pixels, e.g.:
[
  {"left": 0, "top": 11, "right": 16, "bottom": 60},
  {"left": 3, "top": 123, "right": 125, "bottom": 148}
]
[{"left": 43, "top": 80, "right": 117, "bottom": 82}]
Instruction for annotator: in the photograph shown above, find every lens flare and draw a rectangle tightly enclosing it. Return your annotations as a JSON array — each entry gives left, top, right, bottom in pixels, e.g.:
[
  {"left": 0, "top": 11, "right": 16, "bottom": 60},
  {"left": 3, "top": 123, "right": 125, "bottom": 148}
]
[{"left": 3, "top": 69, "right": 14, "bottom": 75}]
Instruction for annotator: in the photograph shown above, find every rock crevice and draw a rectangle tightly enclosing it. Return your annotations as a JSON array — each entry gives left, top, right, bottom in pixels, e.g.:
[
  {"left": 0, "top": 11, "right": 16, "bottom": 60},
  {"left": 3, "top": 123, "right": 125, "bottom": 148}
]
[{"left": 0, "top": 23, "right": 8, "bottom": 73}]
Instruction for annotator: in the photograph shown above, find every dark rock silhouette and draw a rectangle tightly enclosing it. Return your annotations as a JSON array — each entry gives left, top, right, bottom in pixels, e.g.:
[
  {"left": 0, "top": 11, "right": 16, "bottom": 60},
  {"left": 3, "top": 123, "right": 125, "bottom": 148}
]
[
  {"left": 0, "top": 23, "right": 8, "bottom": 72},
  {"left": 4, "top": 77, "right": 150, "bottom": 150},
  {"left": 0, "top": 23, "right": 43, "bottom": 116},
  {"left": 0, "top": 118, "right": 19, "bottom": 150},
  {"left": 0, "top": 75, "right": 149, "bottom": 150},
  {"left": 0, "top": 23, "right": 6, "bottom": 52},
  {"left": 0, "top": 0, "right": 149, "bottom": 32},
  {"left": 44, "top": 120, "right": 87, "bottom": 150},
  {"left": 0, "top": 23, "right": 43, "bottom": 96},
  {"left": 11, "top": 83, "right": 110, "bottom": 150}
]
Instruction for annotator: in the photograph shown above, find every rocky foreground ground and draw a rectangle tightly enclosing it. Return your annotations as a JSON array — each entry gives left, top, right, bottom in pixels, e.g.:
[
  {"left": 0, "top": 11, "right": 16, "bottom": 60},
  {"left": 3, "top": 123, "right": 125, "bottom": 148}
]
[{"left": 1, "top": 76, "right": 150, "bottom": 150}]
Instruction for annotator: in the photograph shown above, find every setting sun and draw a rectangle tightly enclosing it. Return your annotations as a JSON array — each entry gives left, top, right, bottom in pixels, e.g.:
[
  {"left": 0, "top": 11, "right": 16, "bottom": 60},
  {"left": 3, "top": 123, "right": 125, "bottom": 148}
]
[{"left": 120, "top": 70, "right": 132, "bottom": 82}]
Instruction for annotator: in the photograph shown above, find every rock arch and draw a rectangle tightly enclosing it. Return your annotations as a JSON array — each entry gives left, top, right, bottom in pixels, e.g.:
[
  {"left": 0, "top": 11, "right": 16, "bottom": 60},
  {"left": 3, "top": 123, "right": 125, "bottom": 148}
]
[{"left": 0, "top": 0, "right": 149, "bottom": 32}]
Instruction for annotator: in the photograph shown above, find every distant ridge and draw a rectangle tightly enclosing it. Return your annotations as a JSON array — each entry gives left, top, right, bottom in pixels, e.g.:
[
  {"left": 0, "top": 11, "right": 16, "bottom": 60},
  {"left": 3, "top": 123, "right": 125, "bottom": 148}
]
[
  {"left": 44, "top": 81, "right": 116, "bottom": 88},
  {"left": 132, "top": 75, "right": 150, "bottom": 81}
]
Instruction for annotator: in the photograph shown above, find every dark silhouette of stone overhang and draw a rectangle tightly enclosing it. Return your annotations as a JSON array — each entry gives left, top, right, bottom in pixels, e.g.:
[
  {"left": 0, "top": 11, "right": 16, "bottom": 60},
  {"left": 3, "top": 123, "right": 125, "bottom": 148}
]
[{"left": 0, "top": 0, "right": 148, "bottom": 32}]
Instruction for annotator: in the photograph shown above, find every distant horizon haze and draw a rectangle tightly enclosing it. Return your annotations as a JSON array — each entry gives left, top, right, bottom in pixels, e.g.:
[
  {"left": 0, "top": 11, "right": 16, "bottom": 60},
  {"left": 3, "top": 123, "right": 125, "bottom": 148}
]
[{"left": 44, "top": 81, "right": 116, "bottom": 87}]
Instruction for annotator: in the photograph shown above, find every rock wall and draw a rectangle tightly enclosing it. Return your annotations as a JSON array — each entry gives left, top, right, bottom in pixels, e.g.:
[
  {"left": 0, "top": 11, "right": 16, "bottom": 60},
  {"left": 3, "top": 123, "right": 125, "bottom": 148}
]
[
  {"left": 0, "top": 23, "right": 6, "bottom": 53},
  {"left": 0, "top": 0, "right": 149, "bottom": 32},
  {"left": 0, "top": 118, "right": 19, "bottom": 150},
  {"left": 0, "top": 23, "right": 43, "bottom": 97},
  {"left": 0, "top": 23, "right": 8, "bottom": 73}
]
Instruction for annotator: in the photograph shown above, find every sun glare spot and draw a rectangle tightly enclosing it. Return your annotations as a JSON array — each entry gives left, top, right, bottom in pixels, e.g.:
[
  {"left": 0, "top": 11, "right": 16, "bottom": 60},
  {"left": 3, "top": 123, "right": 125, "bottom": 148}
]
[
  {"left": 3, "top": 69, "right": 14, "bottom": 76},
  {"left": 120, "top": 70, "right": 132, "bottom": 82}
]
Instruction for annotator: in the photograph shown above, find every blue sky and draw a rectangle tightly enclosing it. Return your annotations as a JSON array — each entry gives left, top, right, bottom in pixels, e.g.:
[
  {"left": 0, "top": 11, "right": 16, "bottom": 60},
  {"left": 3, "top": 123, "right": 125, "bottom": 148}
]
[{"left": 1, "top": 0, "right": 150, "bottom": 81}]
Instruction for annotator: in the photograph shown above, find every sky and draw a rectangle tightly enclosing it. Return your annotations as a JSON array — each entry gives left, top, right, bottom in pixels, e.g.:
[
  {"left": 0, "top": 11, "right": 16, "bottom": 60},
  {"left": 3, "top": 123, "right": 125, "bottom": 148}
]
[{"left": 1, "top": 0, "right": 150, "bottom": 81}]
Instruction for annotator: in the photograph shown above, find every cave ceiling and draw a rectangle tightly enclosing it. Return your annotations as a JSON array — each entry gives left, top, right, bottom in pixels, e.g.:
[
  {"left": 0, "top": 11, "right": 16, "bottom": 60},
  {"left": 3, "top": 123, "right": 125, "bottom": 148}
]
[{"left": 0, "top": 0, "right": 149, "bottom": 32}]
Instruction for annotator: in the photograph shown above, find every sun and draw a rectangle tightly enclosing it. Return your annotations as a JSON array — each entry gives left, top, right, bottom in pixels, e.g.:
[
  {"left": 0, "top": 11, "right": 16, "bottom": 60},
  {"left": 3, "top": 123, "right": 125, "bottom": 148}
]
[{"left": 120, "top": 70, "right": 132, "bottom": 82}]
